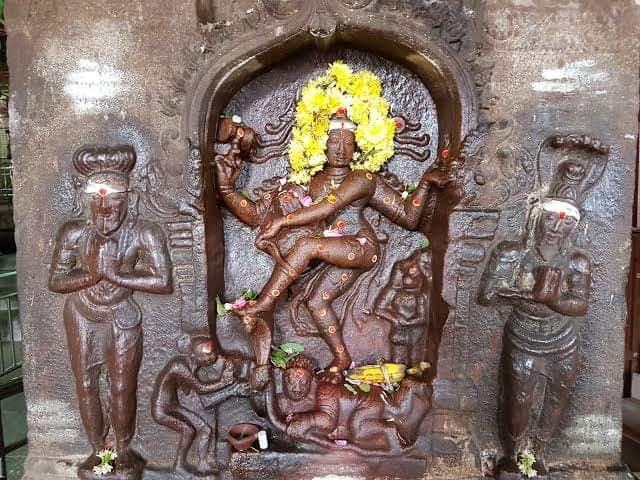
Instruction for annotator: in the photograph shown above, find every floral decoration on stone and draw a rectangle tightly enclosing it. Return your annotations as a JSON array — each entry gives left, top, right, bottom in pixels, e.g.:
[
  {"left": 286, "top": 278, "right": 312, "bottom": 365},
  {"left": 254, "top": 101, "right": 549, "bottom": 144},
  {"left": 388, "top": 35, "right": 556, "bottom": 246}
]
[{"left": 288, "top": 61, "right": 397, "bottom": 184}]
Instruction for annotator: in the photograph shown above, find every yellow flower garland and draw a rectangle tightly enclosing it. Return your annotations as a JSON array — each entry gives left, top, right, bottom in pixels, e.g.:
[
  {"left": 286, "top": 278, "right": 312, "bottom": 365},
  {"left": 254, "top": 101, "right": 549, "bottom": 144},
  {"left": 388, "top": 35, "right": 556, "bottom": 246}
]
[{"left": 288, "top": 61, "right": 397, "bottom": 185}]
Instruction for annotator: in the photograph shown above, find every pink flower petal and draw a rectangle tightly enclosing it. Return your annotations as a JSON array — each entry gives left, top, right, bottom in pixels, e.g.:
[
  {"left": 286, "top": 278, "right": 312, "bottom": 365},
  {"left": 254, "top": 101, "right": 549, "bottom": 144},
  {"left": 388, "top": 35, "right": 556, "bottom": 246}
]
[
  {"left": 334, "top": 439, "right": 348, "bottom": 447},
  {"left": 232, "top": 298, "right": 248, "bottom": 310},
  {"left": 357, "top": 237, "right": 367, "bottom": 246},
  {"left": 300, "top": 196, "right": 313, "bottom": 207}
]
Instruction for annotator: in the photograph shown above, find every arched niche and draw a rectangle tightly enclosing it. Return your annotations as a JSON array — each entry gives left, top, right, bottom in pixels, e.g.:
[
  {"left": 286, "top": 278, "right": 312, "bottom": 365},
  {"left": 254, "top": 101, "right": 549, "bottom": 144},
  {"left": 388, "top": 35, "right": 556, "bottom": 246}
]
[{"left": 182, "top": 22, "right": 478, "bottom": 370}]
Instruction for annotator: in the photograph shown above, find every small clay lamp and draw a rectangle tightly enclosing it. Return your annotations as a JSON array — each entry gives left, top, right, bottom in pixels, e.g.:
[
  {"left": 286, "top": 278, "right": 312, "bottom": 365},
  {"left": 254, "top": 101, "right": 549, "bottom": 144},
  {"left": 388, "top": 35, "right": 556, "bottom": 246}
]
[{"left": 226, "top": 423, "right": 260, "bottom": 452}]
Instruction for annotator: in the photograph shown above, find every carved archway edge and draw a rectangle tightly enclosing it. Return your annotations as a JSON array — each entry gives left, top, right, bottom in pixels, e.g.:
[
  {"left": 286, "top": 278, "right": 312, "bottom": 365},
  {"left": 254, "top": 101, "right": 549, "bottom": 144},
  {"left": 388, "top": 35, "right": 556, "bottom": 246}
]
[{"left": 184, "top": 18, "right": 481, "bottom": 154}]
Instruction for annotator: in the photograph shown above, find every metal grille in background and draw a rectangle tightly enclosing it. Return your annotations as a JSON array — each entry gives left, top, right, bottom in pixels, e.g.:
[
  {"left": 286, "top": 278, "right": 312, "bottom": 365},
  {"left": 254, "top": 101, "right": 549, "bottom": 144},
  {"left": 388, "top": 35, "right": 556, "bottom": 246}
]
[
  {"left": 0, "top": 127, "right": 11, "bottom": 205},
  {"left": 0, "top": 286, "right": 20, "bottom": 377},
  {"left": 0, "top": 271, "right": 25, "bottom": 480}
]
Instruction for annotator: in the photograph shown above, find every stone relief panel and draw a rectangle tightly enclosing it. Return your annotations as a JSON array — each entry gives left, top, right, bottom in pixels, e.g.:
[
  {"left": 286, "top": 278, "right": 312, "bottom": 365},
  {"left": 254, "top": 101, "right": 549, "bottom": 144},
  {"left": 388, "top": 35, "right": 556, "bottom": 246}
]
[
  {"left": 12, "top": 0, "right": 635, "bottom": 479},
  {"left": 205, "top": 51, "right": 454, "bottom": 467},
  {"left": 477, "top": 135, "right": 610, "bottom": 476},
  {"left": 48, "top": 145, "right": 174, "bottom": 480}
]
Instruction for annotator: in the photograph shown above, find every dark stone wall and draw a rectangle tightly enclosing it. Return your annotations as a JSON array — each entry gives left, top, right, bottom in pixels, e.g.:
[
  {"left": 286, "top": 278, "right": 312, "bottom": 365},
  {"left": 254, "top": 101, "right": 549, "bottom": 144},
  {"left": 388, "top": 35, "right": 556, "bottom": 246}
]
[{"left": 6, "top": 1, "right": 640, "bottom": 478}]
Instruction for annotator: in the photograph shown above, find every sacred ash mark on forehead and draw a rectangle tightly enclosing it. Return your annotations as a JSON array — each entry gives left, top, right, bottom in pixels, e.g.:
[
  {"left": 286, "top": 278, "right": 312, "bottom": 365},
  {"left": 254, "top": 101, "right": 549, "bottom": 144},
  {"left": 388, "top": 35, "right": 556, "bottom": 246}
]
[
  {"left": 85, "top": 179, "right": 128, "bottom": 197},
  {"left": 540, "top": 199, "right": 581, "bottom": 222}
]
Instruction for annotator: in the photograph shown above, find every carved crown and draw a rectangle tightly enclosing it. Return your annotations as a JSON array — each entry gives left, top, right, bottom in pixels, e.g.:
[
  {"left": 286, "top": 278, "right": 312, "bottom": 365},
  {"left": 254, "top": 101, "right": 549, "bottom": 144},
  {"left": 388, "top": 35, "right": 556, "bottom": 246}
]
[
  {"left": 547, "top": 134, "right": 610, "bottom": 206},
  {"left": 72, "top": 145, "right": 137, "bottom": 177}
]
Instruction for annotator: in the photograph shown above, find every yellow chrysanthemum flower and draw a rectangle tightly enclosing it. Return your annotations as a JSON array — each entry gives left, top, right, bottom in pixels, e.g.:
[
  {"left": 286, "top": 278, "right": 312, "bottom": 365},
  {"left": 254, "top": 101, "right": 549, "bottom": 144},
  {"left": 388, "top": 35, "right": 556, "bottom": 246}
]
[
  {"left": 328, "top": 61, "right": 354, "bottom": 91},
  {"left": 288, "top": 62, "right": 396, "bottom": 184},
  {"left": 350, "top": 70, "right": 383, "bottom": 99}
]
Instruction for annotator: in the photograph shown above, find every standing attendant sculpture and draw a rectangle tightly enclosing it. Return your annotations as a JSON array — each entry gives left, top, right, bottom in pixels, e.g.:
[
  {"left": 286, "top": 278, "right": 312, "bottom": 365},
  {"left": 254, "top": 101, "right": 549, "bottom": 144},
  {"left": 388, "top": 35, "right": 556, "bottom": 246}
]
[
  {"left": 49, "top": 145, "right": 173, "bottom": 479},
  {"left": 214, "top": 63, "right": 456, "bottom": 388},
  {"left": 375, "top": 248, "right": 433, "bottom": 365},
  {"left": 478, "top": 135, "right": 609, "bottom": 474}
]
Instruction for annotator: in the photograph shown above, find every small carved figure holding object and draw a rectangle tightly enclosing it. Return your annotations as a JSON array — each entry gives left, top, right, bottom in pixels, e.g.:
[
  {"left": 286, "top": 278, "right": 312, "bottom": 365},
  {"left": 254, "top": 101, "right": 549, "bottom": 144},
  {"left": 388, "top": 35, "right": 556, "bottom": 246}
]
[
  {"left": 375, "top": 248, "right": 433, "bottom": 365},
  {"left": 152, "top": 336, "right": 250, "bottom": 477}
]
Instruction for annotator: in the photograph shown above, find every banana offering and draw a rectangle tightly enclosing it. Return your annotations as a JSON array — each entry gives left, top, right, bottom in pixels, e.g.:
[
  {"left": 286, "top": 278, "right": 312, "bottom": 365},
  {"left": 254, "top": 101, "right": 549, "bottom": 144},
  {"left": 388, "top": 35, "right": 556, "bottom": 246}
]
[{"left": 346, "top": 363, "right": 407, "bottom": 385}]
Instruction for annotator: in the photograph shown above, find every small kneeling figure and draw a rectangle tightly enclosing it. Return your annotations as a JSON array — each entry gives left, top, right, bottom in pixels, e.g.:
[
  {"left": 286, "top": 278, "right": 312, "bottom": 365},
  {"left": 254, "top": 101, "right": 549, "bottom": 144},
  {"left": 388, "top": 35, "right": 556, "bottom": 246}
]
[{"left": 152, "top": 337, "right": 250, "bottom": 476}]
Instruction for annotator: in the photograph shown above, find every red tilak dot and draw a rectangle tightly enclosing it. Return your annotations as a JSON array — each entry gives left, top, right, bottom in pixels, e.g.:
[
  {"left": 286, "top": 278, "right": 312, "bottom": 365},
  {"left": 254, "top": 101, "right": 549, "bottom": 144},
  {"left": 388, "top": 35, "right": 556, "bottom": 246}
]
[
  {"left": 559, "top": 211, "right": 567, "bottom": 220},
  {"left": 98, "top": 187, "right": 108, "bottom": 197},
  {"left": 395, "top": 121, "right": 403, "bottom": 130},
  {"left": 441, "top": 149, "right": 450, "bottom": 159},
  {"left": 337, "top": 107, "right": 346, "bottom": 116}
]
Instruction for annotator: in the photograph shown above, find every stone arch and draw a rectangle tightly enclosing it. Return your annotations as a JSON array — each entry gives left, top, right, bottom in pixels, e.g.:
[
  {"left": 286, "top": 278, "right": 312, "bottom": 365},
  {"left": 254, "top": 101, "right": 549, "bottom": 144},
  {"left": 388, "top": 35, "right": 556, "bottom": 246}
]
[{"left": 185, "top": 25, "right": 477, "bottom": 158}]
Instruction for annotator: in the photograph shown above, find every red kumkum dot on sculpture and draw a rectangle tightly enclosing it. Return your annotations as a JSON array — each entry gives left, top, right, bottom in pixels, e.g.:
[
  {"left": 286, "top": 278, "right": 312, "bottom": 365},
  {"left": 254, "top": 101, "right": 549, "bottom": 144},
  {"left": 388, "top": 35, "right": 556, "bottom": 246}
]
[
  {"left": 98, "top": 187, "right": 108, "bottom": 197},
  {"left": 559, "top": 211, "right": 567, "bottom": 220},
  {"left": 441, "top": 148, "right": 450, "bottom": 159}
]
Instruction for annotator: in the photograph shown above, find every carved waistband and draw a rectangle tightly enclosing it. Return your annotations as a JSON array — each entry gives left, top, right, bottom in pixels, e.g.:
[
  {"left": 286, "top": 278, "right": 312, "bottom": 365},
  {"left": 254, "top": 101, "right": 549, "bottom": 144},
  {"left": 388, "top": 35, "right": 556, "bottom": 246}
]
[
  {"left": 505, "top": 311, "right": 577, "bottom": 356},
  {"left": 70, "top": 291, "right": 142, "bottom": 330}
]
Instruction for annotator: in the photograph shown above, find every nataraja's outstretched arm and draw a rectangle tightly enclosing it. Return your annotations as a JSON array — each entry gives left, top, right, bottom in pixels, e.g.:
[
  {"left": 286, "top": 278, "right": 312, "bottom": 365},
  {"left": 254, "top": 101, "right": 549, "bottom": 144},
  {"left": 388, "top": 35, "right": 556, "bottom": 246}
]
[{"left": 214, "top": 150, "right": 271, "bottom": 227}]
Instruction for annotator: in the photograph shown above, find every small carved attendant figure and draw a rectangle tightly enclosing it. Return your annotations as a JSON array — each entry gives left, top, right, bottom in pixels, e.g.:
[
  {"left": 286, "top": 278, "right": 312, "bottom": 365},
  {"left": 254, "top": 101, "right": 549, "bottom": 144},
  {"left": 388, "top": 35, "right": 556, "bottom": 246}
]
[
  {"left": 49, "top": 145, "right": 173, "bottom": 479},
  {"left": 479, "top": 136, "right": 609, "bottom": 474},
  {"left": 152, "top": 337, "right": 250, "bottom": 477},
  {"left": 375, "top": 248, "right": 432, "bottom": 365},
  {"left": 270, "top": 355, "right": 318, "bottom": 419},
  {"left": 264, "top": 355, "right": 431, "bottom": 454}
]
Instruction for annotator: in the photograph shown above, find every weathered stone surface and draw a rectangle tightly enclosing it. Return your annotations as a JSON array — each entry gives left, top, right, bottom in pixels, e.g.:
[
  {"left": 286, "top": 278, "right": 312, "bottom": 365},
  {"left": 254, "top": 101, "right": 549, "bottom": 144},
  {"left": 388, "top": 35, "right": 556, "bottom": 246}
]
[{"left": 6, "top": 0, "right": 640, "bottom": 479}]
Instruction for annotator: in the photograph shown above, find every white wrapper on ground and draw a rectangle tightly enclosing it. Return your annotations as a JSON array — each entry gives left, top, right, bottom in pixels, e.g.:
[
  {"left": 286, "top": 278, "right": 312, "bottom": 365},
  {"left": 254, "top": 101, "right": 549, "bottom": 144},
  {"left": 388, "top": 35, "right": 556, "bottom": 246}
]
[{"left": 258, "top": 430, "right": 269, "bottom": 450}]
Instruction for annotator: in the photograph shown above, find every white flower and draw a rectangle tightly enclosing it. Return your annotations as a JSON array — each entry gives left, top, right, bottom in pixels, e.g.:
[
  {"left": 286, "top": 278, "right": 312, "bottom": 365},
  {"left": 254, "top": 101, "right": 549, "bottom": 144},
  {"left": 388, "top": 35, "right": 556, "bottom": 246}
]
[
  {"left": 93, "top": 463, "right": 114, "bottom": 475},
  {"left": 232, "top": 115, "right": 243, "bottom": 124},
  {"left": 97, "top": 449, "right": 117, "bottom": 461},
  {"left": 93, "top": 449, "right": 117, "bottom": 476},
  {"left": 223, "top": 303, "right": 233, "bottom": 311},
  {"left": 401, "top": 191, "right": 409, "bottom": 200},
  {"left": 323, "top": 228, "right": 343, "bottom": 238}
]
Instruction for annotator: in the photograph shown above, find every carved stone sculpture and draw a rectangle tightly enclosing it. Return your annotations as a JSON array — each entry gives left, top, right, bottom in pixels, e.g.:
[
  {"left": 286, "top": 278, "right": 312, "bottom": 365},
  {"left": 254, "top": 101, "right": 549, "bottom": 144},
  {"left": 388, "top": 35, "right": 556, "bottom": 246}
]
[
  {"left": 49, "top": 145, "right": 173, "bottom": 480},
  {"left": 375, "top": 248, "right": 433, "bottom": 366},
  {"left": 478, "top": 135, "right": 610, "bottom": 474},
  {"left": 211, "top": 62, "right": 455, "bottom": 459},
  {"left": 215, "top": 113, "right": 452, "bottom": 387},
  {"left": 151, "top": 336, "right": 251, "bottom": 477},
  {"left": 264, "top": 355, "right": 432, "bottom": 455}
]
